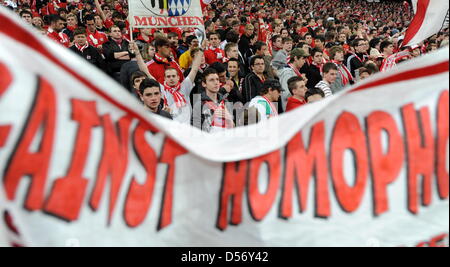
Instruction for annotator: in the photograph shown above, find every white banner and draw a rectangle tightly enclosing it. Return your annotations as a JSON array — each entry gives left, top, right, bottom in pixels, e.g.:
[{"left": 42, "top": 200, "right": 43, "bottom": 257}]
[
  {"left": 411, "top": 0, "right": 418, "bottom": 14},
  {"left": 403, "top": 0, "right": 449, "bottom": 47},
  {"left": 0, "top": 8, "right": 449, "bottom": 247},
  {"left": 128, "top": 0, "right": 205, "bottom": 29}
]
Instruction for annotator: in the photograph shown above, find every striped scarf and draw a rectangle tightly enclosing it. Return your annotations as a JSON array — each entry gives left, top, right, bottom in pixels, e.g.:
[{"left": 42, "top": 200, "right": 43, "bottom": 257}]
[
  {"left": 163, "top": 82, "right": 186, "bottom": 108},
  {"left": 205, "top": 100, "right": 233, "bottom": 129},
  {"left": 380, "top": 51, "right": 411, "bottom": 72},
  {"left": 288, "top": 63, "right": 303, "bottom": 78},
  {"left": 332, "top": 60, "right": 353, "bottom": 86},
  {"left": 75, "top": 42, "right": 88, "bottom": 53}
]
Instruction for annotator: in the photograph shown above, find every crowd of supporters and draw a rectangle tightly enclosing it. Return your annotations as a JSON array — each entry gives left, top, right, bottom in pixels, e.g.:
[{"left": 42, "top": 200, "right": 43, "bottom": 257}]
[{"left": 3, "top": 0, "right": 449, "bottom": 132}]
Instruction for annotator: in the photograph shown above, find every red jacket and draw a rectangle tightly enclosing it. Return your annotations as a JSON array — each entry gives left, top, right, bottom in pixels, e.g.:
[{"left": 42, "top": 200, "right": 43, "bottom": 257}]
[
  {"left": 86, "top": 29, "right": 108, "bottom": 48},
  {"left": 286, "top": 97, "right": 306, "bottom": 112},
  {"left": 204, "top": 47, "right": 225, "bottom": 65},
  {"left": 147, "top": 54, "right": 184, "bottom": 84},
  {"left": 47, "top": 29, "right": 70, "bottom": 48}
]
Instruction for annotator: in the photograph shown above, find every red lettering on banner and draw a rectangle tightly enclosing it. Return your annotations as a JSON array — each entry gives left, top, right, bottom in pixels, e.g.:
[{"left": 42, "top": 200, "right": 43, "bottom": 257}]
[
  {"left": 436, "top": 91, "right": 449, "bottom": 200},
  {"left": 148, "top": 17, "right": 157, "bottom": 26},
  {"left": 3, "top": 77, "right": 56, "bottom": 211},
  {"left": 402, "top": 104, "right": 435, "bottom": 214},
  {"left": 415, "top": 233, "right": 449, "bottom": 247},
  {"left": 0, "top": 125, "right": 11, "bottom": 148},
  {"left": 44, "top": 100, "right": 101, "bottom": 221},
  {"left": 158, "top": 138, "right": 188, "bottom": 230},
  {"left": 182, "top": 17, "right": 189, "bottom": 25},
  {"left": 124, "top": 122, "right": 158, "bottom": 228},
  {"left": 157, "top": 17, "right": 168, "bottom": 27},
  {"left": 89, "top": 115, "right": 132, "bottom": 224},
  {"left": 0, "top": 62, "right": 12, "bottom": 97},
  {"left": 366, "top": 111, "right": 404, "bottom": 216},
  {"left": 248, "top": 150, "right": 281, "bottom": 221},
  {"left": 132, "top": 16, "right": 204, "bottom": 27},
  {"left": 168, "top": 17, "right": 178, "bottom": 26},
  {"left": 134, "top": 16, "right": 148, "bottom": 26},
  {"left": 281, "top": 121, "right": 330, "bottom": 219},
  {"left": 3, "top": 211, "right": 19, "bottom": 235},
  {"left": 0, "top": 62, "right": 12, "bottom": 150},
  {"left": 430, "top": 233, "right": 448, "bottom": 247},
  {"left": 195, "top": 17, "right": 204, "bottom": 25},
  {"left": 217, "top": 160, "right": 248, "bottom": 231},
  {"left": 330, "top": 112, "right": 369, "bottom": 213}
]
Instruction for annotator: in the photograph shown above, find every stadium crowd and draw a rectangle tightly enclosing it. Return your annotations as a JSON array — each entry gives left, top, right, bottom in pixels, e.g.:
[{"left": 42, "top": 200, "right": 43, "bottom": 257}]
[{"left": 2, "top": 0, "right": 449, "bottom": 132}]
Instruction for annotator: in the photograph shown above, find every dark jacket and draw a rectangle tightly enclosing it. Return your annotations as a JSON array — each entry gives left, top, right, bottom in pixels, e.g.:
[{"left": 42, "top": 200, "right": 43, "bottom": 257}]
[
  {"left": 238, "top": 34, "right": 252, "bottom": 60},
  {"left": 153, "top": 104, "right": 173, "bottom": 120},
  {"left": 102, "top": 37, "right": 131, "bottom": 74},
  {"left": 219, "top": 78, "right": 244, "bottom": 104},
  {"left": 119, "top": 60, "right": 140, "bottom": 92},
  {"left": 69, "top": 45, "right": 107, "bottom": 72},
  {"left": 346, "top": 52, "right": 368, "bottom": 78},
  {"left": 242, "top": 72, "right": 264, "bottom": 104},
  {"left": 301, "top": 63, "right": 322, "bottom": 90},
  {"left": 192, "top": 91, "right": 227, "bottom": 132}
]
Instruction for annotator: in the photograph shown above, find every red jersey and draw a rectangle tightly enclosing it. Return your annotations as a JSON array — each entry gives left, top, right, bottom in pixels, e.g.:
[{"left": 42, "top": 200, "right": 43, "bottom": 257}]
[
  {"left": 204, "top": 47, "right": 225, "bottom": 65},
  {"left": 147, "top": 53, "right": 184, "bottom": 84},
  {"left": 286, "top": 97, "right": 306, "bottom": 112},
  {"left": 86, "top": 29, "right": 108, "bottom": 48},
  {"left": 47, "top": 29, "right": 70, "bottom": 47},
  {"left": 104, "top": 18, "right": 114, "bottom": 29}
]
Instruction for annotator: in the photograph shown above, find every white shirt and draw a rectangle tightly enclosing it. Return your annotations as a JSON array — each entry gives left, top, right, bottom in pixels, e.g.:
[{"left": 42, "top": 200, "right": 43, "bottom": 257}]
[{"left": 160, "top": 77, "right": 194, "bottom": 124}]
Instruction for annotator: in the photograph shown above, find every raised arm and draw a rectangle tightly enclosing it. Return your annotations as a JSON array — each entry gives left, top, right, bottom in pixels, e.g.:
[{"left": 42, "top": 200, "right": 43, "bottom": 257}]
[
  {"left": 94, "top": 0, "right": 107, "bottom": 22},
  {"left": 187, "top": 50, "right": 203, "bottom": 82},
  {"left": 129, "top": 41, "right": 156, "bottom": 80}
]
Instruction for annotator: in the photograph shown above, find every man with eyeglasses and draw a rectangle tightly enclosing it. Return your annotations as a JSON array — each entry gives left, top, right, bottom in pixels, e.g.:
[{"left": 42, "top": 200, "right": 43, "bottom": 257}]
[
  {"left": 204, "top": 32, "right": 225, "bottom": 65},
  {"left": 242, "top": 55, "right": 267, "bottom": 104},
  {"left": 346, "top": 38, "right": 368, "bottom": 77}
]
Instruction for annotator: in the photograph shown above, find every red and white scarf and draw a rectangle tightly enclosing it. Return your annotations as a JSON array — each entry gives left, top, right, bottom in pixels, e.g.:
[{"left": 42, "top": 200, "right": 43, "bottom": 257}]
[
  {"left": 154, "top": 53, "right": 171, "bottom": 65},
  {"left": 206, "top": 100, "right": 233, "bottom": 129},
  {"left": 262, "top": 96, "right": 278, "bottom": 117},
  {"left": 311, "top": 61, "right": 324, "bottom": 75},
  {"left": 75, "top": 42, "right": 88, "bottom": 53},
  {"left": 163, "top": 82, "right": 187, "bottom": 108},
  {"left": 332, "top": 60, "right": 353, "bottom": 86},
  {"left": 288, "top": 63, "right": 303, "bottom": 78},
  {"left": 380, "top": 51, "right": 411, "bottom": 72}
]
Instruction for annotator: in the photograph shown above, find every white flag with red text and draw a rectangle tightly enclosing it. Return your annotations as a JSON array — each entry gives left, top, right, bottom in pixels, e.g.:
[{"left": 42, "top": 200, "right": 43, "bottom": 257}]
[
  {"left": 0, "top": 7, "right": 449, "bottom": 247},
  {"left": 128, "top": 0, "right": 205, "bottom": 30},
  {"left": 403, "top": 0, "right": 449, "bottom": 47}
]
